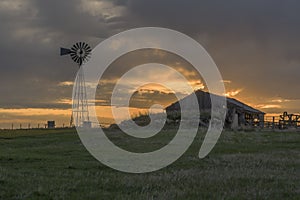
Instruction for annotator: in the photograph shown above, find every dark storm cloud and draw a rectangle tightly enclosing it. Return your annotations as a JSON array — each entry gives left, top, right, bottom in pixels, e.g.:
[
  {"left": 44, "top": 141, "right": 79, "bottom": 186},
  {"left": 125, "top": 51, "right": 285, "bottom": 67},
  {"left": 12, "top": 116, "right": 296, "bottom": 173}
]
[
  {"left": 32, "top": 0, "right": 111, "bottom": 38},
  {"left": 0, "top": 0, "right": 300, "bottom": 112},
  {"left": 123, "top": 0, "right": 300, "bottom": 101},
  {"left": 0, "top": 0, "right": 119, "bottom": 109},
  {"left": 126, "top": 0, "right": 300, "bottom": 39}
]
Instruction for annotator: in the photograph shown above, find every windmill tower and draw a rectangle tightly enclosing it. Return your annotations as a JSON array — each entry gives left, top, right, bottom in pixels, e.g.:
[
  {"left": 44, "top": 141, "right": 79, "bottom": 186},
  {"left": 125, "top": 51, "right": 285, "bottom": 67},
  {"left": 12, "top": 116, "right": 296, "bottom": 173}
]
[{"left": 60, "top": 42, "right": 92, "bottom": 128}]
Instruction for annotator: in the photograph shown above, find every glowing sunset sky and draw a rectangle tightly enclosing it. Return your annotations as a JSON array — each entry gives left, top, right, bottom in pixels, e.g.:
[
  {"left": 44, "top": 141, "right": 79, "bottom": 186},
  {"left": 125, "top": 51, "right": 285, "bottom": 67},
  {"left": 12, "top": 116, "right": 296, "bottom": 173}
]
[{"left": 0, "top": 0, "right": 300, "bottom": 129}]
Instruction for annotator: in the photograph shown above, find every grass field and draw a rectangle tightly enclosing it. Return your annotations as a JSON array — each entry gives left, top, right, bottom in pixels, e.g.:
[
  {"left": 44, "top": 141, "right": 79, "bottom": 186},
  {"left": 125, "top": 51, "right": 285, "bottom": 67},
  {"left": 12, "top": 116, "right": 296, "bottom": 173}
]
[{"left": 0, "top": 128, "right": 299, "bottom": 199}]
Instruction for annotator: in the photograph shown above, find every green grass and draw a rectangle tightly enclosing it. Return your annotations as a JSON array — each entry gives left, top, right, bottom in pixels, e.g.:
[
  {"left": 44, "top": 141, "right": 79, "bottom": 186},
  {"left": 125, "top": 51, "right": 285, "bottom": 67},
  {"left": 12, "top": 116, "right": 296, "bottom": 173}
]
[{"left": 0, "top": 128, "right": 299, "bottom": 199}]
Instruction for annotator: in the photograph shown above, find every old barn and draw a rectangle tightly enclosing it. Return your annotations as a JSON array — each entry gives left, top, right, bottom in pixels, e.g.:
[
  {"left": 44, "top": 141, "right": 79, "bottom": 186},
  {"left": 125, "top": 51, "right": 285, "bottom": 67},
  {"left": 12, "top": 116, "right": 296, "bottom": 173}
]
[{"left": 166, "top": 90, "right": 265, "bottom": 129}]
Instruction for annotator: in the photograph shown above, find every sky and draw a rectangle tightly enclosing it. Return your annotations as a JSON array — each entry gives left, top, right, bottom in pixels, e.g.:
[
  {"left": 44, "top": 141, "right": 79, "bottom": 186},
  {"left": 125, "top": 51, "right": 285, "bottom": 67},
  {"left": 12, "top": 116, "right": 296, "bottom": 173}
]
[{"left": 0, "top": 0, "right": 300, "bottom": 128}]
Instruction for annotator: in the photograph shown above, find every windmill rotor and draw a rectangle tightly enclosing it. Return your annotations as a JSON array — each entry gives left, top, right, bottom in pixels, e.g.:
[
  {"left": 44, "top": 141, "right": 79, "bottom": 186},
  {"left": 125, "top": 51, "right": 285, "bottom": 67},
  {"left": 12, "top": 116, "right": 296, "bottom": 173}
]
[{"left": 60, "top": 42, "right": 92, "bottom": 66}]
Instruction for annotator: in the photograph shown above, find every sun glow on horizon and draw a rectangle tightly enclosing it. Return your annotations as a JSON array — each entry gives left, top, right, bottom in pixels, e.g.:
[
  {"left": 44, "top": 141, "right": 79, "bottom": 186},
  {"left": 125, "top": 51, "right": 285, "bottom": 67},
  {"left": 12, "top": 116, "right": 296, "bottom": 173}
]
[{"left": 0, "top": 77, "right": 298, "bottom": 129}]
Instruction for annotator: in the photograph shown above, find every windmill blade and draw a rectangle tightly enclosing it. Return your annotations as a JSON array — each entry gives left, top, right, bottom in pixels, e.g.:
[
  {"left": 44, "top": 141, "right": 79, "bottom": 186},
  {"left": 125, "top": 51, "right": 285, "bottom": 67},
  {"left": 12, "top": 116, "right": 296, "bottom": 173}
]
[
  {"left": 75, "top": 43, "right": 80, "bottom": 49},
  {"left": 83, "top": 43, "right": 88, "bottom": 49},
  {"left": 70, "top": 54, "right": 77, "bottom": 61},
  {"left": 60, "top": 48, "right": 71, "bottom": 56},
  {"left": 70, "top": 48, "right": 77, "bottom": 54},
  {"left": 71, "top": 54, "right": 79, "bottom": 63},
  {"left": 86, "top": 46, "right": 92, "bottom": 52},
  {"left": 79, "top": 58, "right": 83, "bottom": 65}
]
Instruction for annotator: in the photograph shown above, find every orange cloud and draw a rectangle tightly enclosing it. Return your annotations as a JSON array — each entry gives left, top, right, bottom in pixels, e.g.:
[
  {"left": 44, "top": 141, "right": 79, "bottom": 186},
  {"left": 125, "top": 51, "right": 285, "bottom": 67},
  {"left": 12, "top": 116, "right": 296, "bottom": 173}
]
[
  {"left": 271, "top": 99, "right": 291, "bottom": 103},
  {"left": 56, "top": 98, "right": 72, "bottom": 104},
  {"left": 58, "top": 81, "right": 73, "bottom": 86},
  {"left": 185, "top": 80, "right": 205, "bottom": 90},
  {"left": 225, "top": 89, "right": 243, "bottom": 97},
  {"left": 0, "top": 108, "right": 71, "bottom": 116},
  {"left": 221, "top": 80, "right": 232, "bottom": 84},
  {"left": 255, "top": 104, "right": 282, "bottom": 109}
]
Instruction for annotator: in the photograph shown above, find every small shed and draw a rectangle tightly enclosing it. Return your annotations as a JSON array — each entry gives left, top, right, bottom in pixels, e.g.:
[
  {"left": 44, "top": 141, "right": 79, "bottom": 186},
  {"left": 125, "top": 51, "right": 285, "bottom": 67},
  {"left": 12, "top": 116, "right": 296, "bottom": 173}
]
[
  {"left": 83, "top": 121, "right": 92, "bottom": 128},
  {"left": 47, "top": 121, "right": 56, "bottom": 129}
]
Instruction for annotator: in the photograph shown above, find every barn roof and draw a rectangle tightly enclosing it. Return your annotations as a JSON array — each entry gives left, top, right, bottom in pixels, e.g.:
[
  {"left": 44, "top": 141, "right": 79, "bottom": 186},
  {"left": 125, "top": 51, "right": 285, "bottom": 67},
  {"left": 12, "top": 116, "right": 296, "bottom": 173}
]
[{"left": 227, "top": 97, "right": 265, "bottom": 114}]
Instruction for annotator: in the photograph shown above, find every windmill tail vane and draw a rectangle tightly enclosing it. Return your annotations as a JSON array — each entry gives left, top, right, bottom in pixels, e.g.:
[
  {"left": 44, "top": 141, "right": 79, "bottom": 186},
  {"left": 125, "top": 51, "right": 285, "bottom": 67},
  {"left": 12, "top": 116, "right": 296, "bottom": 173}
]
[{"left": 60, "top": 48, "right": 71, "bottom": 56}]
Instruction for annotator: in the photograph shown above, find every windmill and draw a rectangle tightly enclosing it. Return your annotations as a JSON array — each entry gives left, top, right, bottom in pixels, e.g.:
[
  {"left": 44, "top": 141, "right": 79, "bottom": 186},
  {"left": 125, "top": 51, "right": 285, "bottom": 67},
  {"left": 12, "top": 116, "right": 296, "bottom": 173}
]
[{"left": 60, "top": 42, "right": 92, "bottom": 128}]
